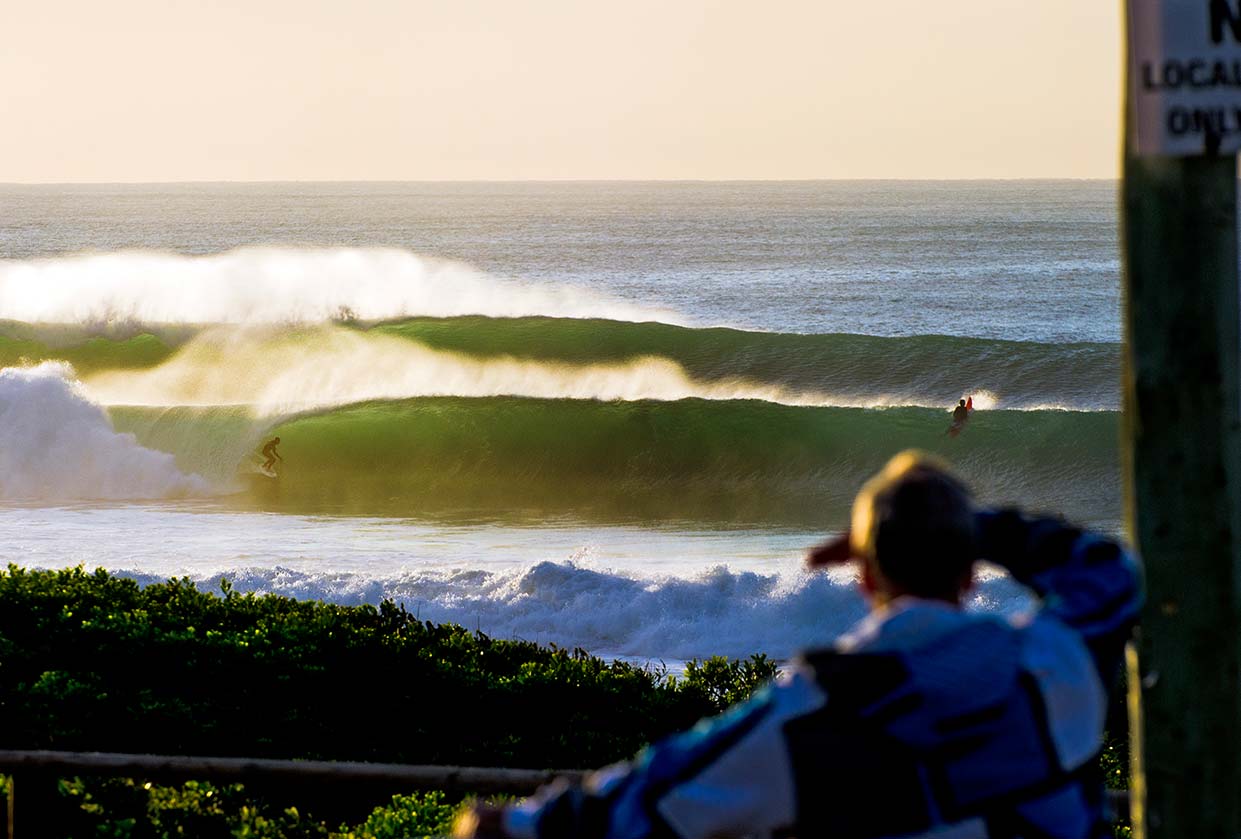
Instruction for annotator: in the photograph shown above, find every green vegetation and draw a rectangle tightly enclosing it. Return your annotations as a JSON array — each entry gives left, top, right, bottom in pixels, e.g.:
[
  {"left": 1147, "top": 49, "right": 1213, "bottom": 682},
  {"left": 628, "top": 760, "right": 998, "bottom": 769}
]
[
  {"left": 0, "top": 565, "right": 775, "bottom": 837},
  {"left": 0, "top": 565, "right": 772, "bottom": 764},
  {"left": 55, "top": 779, "right": 463, "bottom": 838}
]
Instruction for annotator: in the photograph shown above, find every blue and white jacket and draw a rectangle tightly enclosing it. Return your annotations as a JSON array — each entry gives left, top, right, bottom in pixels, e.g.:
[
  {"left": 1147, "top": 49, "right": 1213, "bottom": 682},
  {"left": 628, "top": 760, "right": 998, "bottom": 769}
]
[{"left": 503, "top": 512, "right": 1141, "bottom": 839}]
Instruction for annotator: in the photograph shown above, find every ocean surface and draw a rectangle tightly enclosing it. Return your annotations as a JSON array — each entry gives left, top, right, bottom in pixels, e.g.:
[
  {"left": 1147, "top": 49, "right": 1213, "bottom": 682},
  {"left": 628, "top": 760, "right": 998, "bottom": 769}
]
[{"left": 0, "top": 181, "right": 1119, "bottom": 665}]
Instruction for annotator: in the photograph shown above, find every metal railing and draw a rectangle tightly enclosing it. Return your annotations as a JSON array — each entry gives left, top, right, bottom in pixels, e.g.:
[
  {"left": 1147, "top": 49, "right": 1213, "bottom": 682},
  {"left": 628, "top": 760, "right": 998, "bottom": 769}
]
[
  {"left": 0, "top": 749, "right": 1132, "bottom": 838},
  {"left": 0, "top": 749, "right": 582, "bottom": 839}
]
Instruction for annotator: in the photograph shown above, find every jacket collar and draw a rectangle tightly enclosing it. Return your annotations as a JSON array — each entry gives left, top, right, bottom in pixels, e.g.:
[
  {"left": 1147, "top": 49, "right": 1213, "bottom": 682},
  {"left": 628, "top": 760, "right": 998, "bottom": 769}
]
[{"left": 835, "top": 596, "right": 974, "bottom": 654}]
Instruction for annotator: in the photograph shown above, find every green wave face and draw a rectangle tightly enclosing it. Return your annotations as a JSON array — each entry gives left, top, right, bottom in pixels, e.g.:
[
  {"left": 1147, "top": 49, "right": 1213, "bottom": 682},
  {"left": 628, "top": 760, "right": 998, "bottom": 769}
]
[
  {"left": 18, "top": 316, "right": 1121, "bottom": 526},
  {"left": 112, "top": 398, "right": 1120, "bottom": 528},
  {"left": 0, "top": 331, "right": 175, "bottom": 374},
  {"left": 373, "top": 317, "right": 1120, "bottom": 410},
  {"left": 108, "top": 405, "right": 275, "bottom": 485},
  {"left": 6, "top": 316, "right": 1119, "bottom": 410}
]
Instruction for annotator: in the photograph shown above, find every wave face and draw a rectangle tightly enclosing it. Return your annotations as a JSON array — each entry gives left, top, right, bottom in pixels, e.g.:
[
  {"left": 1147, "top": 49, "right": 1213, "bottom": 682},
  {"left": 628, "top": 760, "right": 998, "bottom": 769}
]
[
  {"left": 0, "top": 247, "right": 677, "bottom": 325},
  {"left": 108, "top": 397, "right": 1120, "bottom": 527},
  {"left": 0, "top": 363, "right": 207, "bottom": 501},
  {"left": 3, "top": 308, "right": 1121, "bottom": 523},
  {"left": 6, "top": 316, "right": 1119, "bottom": 412},
  {"left": 371, "top": 318, "right": 1120, "bottom": 411}
]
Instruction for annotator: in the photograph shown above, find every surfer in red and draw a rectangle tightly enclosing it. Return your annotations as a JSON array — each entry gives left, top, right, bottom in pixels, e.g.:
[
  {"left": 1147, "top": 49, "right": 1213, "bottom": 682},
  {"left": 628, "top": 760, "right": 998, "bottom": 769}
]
[{"left": 948, "top": 397, "right": 973, "bottom": 437}]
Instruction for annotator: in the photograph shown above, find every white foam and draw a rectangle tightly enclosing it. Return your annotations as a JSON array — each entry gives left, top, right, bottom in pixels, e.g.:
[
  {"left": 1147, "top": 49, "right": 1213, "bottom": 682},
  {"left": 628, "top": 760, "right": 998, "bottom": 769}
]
[
  {"left": 0, "top": 246, "right": 680, "bottom": 326},
  {"left": 0, "top": 501, "right": 1039, "bottom": 664},
  {"left": 0, "top": 363, "right": 208, "bottom": 501},
  {"left": 964, "top": 390, "right": 999, "bottom": 411},
  {"left": 108, "top": 561, "right": 1032, "bottom": 664}
]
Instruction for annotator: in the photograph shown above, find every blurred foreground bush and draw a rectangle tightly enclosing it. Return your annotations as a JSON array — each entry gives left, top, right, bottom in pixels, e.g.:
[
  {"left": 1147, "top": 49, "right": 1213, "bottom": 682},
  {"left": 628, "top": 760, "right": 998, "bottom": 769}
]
[{"left": 0, "top": 564, "right": 775, "bottom": 836}]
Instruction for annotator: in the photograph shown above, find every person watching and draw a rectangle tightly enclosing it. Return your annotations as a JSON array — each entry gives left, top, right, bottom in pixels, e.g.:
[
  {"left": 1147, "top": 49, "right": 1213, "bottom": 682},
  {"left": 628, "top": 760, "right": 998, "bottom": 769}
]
[{"left": 455, "top": 450, "right": 1141, "bottom": 839}]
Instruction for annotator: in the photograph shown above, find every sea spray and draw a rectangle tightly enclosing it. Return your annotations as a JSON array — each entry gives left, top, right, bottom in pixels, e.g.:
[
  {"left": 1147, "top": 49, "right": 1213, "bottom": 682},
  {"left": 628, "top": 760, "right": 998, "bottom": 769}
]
[
  {"left": 0, "top": 247, "right": 678, "bottom": 325},
  {"left": 82, "top": 324, "right": 885, "bottom": 413},
  {"left": 0, "top": 363, "right": 208, "bottom": 501}
]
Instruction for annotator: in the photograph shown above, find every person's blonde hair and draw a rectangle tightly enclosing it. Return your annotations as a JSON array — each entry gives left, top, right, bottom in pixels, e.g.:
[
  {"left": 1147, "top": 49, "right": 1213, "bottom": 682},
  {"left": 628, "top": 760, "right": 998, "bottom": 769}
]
[{"left": 850, "top": 451, "right": 976, "bottom": 600}]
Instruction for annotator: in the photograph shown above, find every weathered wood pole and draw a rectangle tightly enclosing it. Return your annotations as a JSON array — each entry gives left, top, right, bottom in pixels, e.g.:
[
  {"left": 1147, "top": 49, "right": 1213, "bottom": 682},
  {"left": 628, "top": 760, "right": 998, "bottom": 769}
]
[
  {"left": 1121, "top": 58, "right": 1241, "bottom": 839},
  {"left": 6, "top": 772, "right": 63, "bottom": 839}
]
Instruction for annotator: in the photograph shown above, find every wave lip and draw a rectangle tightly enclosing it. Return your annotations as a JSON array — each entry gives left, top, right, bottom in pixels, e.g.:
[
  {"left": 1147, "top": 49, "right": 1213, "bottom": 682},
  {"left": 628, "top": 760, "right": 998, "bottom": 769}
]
[
  {"left": 3, "top": 309, "right": 1121, "bottom": 412},
  {"left": 0, "top": 362, "right": 208, "bottom": 501},
  {"left": 371, "top": 318, "right": 1121, "bottom": 411},
  {"left": 0, "top": 247, "right": 681, "bottom": 326},
  {"left": 79, "top": 324, "right": 920, "bottom": 415},
  {"left": 62, "top": 318, "right": 1120, "bottom": 413}
]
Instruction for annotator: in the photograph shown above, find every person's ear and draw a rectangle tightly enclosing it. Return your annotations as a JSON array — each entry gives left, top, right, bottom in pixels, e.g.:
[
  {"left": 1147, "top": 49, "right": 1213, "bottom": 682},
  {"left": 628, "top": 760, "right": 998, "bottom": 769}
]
[
  {"left": 860, "top": 561, "right": 878, "bottom": 596},
  {"left": 957, "top": 568, "right": 975, "bottom": 597}
]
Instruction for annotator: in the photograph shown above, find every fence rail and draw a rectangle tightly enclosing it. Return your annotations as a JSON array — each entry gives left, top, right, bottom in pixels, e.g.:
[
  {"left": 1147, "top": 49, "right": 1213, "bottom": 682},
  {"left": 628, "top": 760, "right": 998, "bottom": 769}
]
[
  {"left": 0, "top": 749, "right": 582, "bottom": 839},
  {"left": 0, "top": 749, "right": 1131, "bottom": 839}
]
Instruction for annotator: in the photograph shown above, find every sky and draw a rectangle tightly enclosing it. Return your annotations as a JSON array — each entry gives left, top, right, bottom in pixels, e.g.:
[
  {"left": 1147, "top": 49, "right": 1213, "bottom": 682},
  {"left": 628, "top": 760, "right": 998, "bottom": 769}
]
[{"left": 1, "top": 0, "right": 1121, "bottom": 182}]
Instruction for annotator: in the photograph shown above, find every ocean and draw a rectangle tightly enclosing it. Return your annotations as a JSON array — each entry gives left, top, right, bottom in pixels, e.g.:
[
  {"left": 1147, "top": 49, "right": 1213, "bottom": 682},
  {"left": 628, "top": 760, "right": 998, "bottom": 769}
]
[{"left": 0, "top": 181, "right": 1119, "bottom": 666}]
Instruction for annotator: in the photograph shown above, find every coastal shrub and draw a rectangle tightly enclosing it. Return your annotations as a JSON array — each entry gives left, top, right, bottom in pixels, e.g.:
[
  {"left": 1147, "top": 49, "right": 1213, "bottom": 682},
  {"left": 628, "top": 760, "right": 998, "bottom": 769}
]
[
  {"left": 59, "top": 777, "right": 324, "bottom": 839},
  {"left": 342, "top": 790, "right": 461, "bottom": 839},
  {"left": 0, "top": 564, "right": 746, "bottom": 769},
  {"left": 46, "top": 780, "right": 467, "bottom": 839},
  {"left": 673, "top": 653, "right": 777, "bottom": 711},
  {"left": 0, "top": 564, "right": 1128, "bottom": 836}
]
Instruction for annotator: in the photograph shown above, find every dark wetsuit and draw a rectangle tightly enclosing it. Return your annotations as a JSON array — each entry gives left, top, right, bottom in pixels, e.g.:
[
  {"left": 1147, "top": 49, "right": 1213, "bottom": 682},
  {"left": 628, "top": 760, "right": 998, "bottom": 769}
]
[{"left": 261, "top": 441, "right": 280, "bottom": 470}]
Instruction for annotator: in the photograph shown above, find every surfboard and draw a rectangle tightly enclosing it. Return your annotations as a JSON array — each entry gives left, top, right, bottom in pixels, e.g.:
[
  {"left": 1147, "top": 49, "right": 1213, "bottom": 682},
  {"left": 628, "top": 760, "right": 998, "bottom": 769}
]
[{"left": 256, "top": 464, "right": 279, "bottom": 479}]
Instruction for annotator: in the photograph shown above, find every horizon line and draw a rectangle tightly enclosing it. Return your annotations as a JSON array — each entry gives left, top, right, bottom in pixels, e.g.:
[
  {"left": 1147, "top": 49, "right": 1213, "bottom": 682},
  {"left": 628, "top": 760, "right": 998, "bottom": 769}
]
[{"left": 0, "top": 176, "right": 1121, "bottom": 187}]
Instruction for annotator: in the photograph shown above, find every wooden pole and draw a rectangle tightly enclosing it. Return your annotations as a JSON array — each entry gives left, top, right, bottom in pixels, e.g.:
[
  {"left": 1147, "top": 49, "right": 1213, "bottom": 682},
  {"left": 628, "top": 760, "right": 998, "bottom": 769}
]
[
  {"left": 7, "top": 772, "right": 63, "bottom": 839},
  {"left": 1121, "top": 72, "right": 1241, "bottom": 839}
]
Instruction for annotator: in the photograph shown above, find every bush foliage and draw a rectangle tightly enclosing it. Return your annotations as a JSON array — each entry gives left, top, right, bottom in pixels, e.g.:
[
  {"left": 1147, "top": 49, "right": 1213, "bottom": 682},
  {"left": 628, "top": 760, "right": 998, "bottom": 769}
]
[
  {"left": 0, "top": 565, "right": 776, "bottom": 836},
  {"left": 0, "top": 564, "right": 1122, "bottom": 837},
  {"left": 57, "top": 779, "right": 461, "bottom": 839}
]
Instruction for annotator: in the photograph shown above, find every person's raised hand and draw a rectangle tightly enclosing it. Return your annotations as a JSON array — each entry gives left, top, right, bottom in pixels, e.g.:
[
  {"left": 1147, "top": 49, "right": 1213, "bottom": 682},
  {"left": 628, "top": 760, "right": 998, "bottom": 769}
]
[
  {"left": 453, "top": 804, "right": 509, "bottom": 839},
  {"left": 806, "top": 531, "right": 855, "bottom": 569}
]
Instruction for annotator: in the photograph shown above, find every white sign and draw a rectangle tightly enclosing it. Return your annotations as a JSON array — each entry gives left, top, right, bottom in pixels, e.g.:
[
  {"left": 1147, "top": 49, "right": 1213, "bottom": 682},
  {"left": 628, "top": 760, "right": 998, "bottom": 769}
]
[{"left": 1129, "top": 0, "right": 1241, "bottom": 155}]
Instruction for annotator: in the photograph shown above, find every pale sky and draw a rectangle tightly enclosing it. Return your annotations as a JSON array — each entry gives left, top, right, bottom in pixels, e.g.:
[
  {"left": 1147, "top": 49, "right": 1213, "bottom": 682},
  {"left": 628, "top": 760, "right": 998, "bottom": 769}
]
[{"left": 1, "top": 0, "right": 1121, "bottom": 182}]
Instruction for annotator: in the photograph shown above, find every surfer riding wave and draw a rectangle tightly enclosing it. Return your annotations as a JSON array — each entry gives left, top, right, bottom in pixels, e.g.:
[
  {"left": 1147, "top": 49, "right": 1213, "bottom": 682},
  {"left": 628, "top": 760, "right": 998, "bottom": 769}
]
[
  {"left": 258, "top": 436, "right": 283, "bottom": 475},
  {"left": 947, "top": 396, "right": 973, "bottom": 437}
]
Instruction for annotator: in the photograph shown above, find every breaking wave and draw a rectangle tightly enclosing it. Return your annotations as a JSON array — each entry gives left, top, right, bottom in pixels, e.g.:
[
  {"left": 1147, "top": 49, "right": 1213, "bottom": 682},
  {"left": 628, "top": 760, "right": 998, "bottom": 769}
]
[
  {"left": 111, "top": 561, "right": 1031, "bottom": 664},
  {"left": 0, "top": 363, "right": 207, "bottom": 501},
  {"left": 1, "top": 302, "right": 1121, "bottom": 521},
  {"left": 0, "top": 247, "right": 679, "bottom": 325},
  {"left": 5, "top": 316, "right": 1120, "bottom": 411},
  {"left": 79, "top": 325, "right": 872, "bottom": 415}
]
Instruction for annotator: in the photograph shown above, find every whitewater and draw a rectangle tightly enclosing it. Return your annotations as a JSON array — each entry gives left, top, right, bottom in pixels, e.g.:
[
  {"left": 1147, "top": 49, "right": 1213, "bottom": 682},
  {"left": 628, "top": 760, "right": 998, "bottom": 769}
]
[{"left": 0, "top": 181, "right": 1122, "bottom": 666}]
